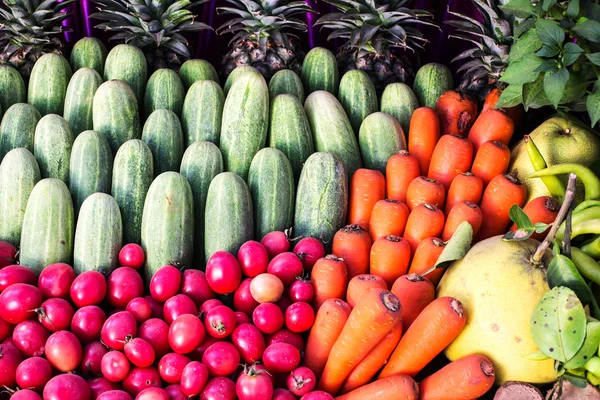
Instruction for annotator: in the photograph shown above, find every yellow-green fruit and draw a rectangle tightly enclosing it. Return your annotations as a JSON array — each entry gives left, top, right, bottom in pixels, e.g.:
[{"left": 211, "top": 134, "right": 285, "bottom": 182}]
[{"left": 437, "top": 236, "right": 556, "bottom": 385}]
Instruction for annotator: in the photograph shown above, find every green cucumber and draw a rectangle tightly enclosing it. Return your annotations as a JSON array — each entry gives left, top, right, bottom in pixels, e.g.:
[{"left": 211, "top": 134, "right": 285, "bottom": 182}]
[
  {"left": 144, "top": 68, "right": 185, "bottom": 119},
  {"left": 103, "top": 44, "right": 148, "bottom": 106},
  {"left": 301, "top": 47, "right": 339, "bottom": 96},
  {"left": 0, "top": 103, "right": 40, "bottom": 161},
  {"left": 304, "top": 91, "right": 362, "bottom": 178},
  {"left": 268, "top": 94, "right": 314, "bottom": 182},
  {"left": 204, "top": 172, "right": 253, "bottom": 262},
  {"left": 70, "top": 37, "right": 108, "bottom": 76},
  {"left": 220, "top": 70, "right": 269, "bottom": 181},
  {"left": 141, "top": 171, "right": 194, "bottom": 280},
  {"left": 294, "top": 152, "right": 348, "bottom": 251},
  {"left": 73, "top": 193, "right": 122, "bottom": 275},
  {"left": 142, "top": 109, "right": 184, "bottom": 175},
  {"left": 338, "top": 70, "right": 378, "bottom": 134},
  {"left": 0, "top": 149, "right": 41, "bottom": 246},
  {"left": 179, "top": 59, "right": 219, "bottom": 90},
  {"left": 64, "top": 67, "right": 103, "bottom": 136},
  {"left": 111, "top": 139, "right": 154, "bottom": 245},
  {"left": 359, "top": 112, "right": 407, "bottom": 173},
  {"left": 182, "top": 80, "right": 224, "bottom": 146},
  {"left": 380, "top": 83, "right": 418, "bottom": 133},
  {"left": 180, "top": 141, "right": 224, "bottom": 265},
  {"left": 268, "top": 69, "right": 305, "bottom": 103},
  {"left": 0, "top": 65, "right": 26, "bottom": 114},
  {"left": 19, "top": 178, "right": 74, "bottom": 275},
  {"left": 413, "top": 63, "right": 454, "bottom": 109},
  {"left": 33, "top": 114, "right": 74, "bottom": 183},
  {"left": 93, "top": 80, "right": 141, "bottom": 154},
  {"left": 28, "top": 53, "right": 72, "bottom": 116},
  {"left": 248, "top": 148, "right": 294, "bottom": 240},
  {"left": 223, "top": 66, "right": 259, "bottom": 96}
]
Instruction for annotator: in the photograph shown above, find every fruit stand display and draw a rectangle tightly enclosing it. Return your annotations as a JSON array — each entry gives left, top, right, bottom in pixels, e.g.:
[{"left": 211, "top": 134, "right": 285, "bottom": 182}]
[{"left": 2, "top": 0, "right": 600, "bottom": 399}]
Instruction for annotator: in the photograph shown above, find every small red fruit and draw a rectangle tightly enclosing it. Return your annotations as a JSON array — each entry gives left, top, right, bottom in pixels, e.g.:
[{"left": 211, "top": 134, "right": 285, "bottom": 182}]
[{"left": 119, "top": 244, "right": 145, "bottom": 270}]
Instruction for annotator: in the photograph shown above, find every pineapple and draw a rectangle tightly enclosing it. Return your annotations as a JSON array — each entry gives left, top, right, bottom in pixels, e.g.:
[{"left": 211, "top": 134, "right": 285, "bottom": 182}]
[
  {"left": 315, "top": 0, "right": 437, "bottom": 90},
  {"left": 90, "top": 0, "right": 211, "bottom": 72},
  {"left": 216, "top": 0, "right": 315, "bottom": 79},
  {"left": 0, "top": 0, "right": 77, "bottom": 80}
]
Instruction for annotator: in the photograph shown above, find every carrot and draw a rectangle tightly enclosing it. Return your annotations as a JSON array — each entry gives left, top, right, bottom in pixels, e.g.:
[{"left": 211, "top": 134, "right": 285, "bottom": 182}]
[
  {"left": 336, "top": 374, "right": 418, "bottom": 400},
  {"left": 348, "top": 169, "right": 386, "bottom": 229},
  {"left": 332, "top": 225, "right": 372, "bottom": 281},
  {"left": 509, "top": 196, "right": 559, "bottom": 241},
  {"left": 407, "top": 237, "right": 446, "bottom": 286},
  {"left": 403, "top": 203, "right": 445, "bottom": 253},
  {"left": 339, "top": 322, "right": 404, "bottom": 394},
  {"left": 391, "top": 274, "right": 435, "bottom": 330},
  {"left": 370, "top": 235, "right": 412, "bottom": 288},
  {"left": 427, "top": 134, "right": 474, "bottom": 190},
  {"left": 482, "top": 88, "right": 524, "bottom": 127},
  {"left": 471, "top": 140, "right": 511, "bottom": 186},
  {"left": 418, "top": 354, "right": 495, "bottom": 400},
  {"left": 408, "top": 107, "right": 440, "bottom": 176},
  {"left": 435, "top": 90, "right": 478, "bottom": 137},
  {"left": 386, "top": 151, "right": 420, "bottom": 203},
  {"left": 406, "top": 176, "right": 445, "bottom": 211},
  {"left": 467, "top": 108, "right": 514, "bottom": 153},
  {"left": 304, "top": 298, "right": 352, "bottom": 380},
  {"left": 368, "top": 199, "right": 410, "bottom": 242},
  {"left": 346, "top": 274, "right": 388, "bottom": 308},
  {"left": 444, "top": 172, "right": 484, "bottom": 216},
  {"left": 378, "top": 297, "right": 466, "bottom": 379},
  {"left": 476, "top": 173, "right": 527, "bottom": 242},
  {"left": 442, "top": 201, "right": 483, "bottom": 242},
  {"left": 318, "top": 289, "right": 402, "bottom": 395},
  {"left": 311, "top": 255, "right": 348, "bottom": 310}
]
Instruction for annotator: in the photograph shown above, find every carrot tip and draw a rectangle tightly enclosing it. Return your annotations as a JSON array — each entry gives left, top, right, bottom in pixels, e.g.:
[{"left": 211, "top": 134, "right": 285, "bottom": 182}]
[
  {"left": 381, "top": 292, "right": 401, "bottom": 313},
  {"left": 481, "top": 360, "right": 495, "bottom": 377},
  {"left": 406, "top": 273, "right": 425, "bottom": 283},
  {"left": 325, "top": 254, "right": 344, "bottom": 262},
  {"left": 504, "top": 173, "right": 522, "bottom": 185},
  {"left": 545, "top": 197, "right": 560, "bottom": 212},
  {"left": 451, "top": 299, "right": 465, "bottom": 318}
]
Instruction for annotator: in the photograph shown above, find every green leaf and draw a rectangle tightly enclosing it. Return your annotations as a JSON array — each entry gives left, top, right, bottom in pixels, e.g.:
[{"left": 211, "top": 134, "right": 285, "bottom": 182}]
[
  {"left": 514, "top": 17, "right": 536, "bottom": 38},
  {"left": 573, "top": 19, "right": 600, "bottom": 43},
  {"left": 563, "top": 42, "right": 585, "bottom": 66},
  {"left": 535, "top": 222, "right": 551, "bottom": 233},
  {"left": 564, "top": 373, "right": 589, "bottom": 389},
  {"left": 510, "top": 29, "right": 543, "bottom": 61},
  {"left": 567, "top": 0, "right": 580, "bottom": 18},
  {"left": 499, "top": 0, "right": 535, "bottom": 18},
  {"left": 547, "top": 254, "right": 593, "bottom": 305},
  {"left": 523, "top": 349, "right": 552, "bottom": 361},
  {"left": 587, "top": 90, "right": 600, "bottom": 127},
  {"left": 434, "top": 222, "right": 473, "bottom": 269},
  {"left": 536, "top": 19, "right": 565, "bottom": 46},
  {"left": 505, "top": 204, "right": 533, "bottom": 228},
  {"left": 544, "top": 68, "right": 570, "bottom": 108},
  {"left": 587, "top": 52, "right": 600, "bottom": 66},
  {"left": 494, "top": 84, "right": 523, "bottom": 108},
  {"left": 542, "top": 0, "right": 557, "bottom": 11},
  {"left": 564, "top": 321, "right": 600, "bottom": 369},
  {"left": 500, "top": 55, "right": 545, "bottom": 85},
  {"left": 536, "top": 45, "right": 560, "bottom": 58},
  {"left": 523, "top": 76, "right": 552, "bottom": 110},
  {"left": 535, "top": 59, "right": 560, "bottom": 73},
  {"left": 562, "top": 72, "right": 593, "bottom": 104}
]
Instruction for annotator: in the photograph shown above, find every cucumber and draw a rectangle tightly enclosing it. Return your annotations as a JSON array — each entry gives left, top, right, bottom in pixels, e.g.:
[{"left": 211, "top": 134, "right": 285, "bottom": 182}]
[
  {"left": 64, "top": 68, "right": 103, "bottom": 136},
  {"left": 301, "top": 47, "right": 339, "bottom": 96},
  {"left": 103, "top": 44, "right": 148, "bottom": 106},
  {"left": 182, "top": 80, "right": 224, "bottom": 146},
  {"left": 73, "top": 193, "right": 122, "bottom": 275},
  {"left": 223, "top": 66, "right": 259, "bottom": 96},
  {"left": 204, "top": 172, "right": 253, "bottom": 262},
  {"left": 268, "top": 94, "right": 314, "bottom": 182},
  {"left": 141, "top": 172, "right": 194, "bottom": 280},
  {"left": 413, "top": 63, "right": 454, "bottom": 109},
  {"left": 28, "top": 53, "right": 72, "bottom": 116},
  {"left": 33, "top": 114, "right": 74, "bottom": 183},
  {"left": 294, "top": 152, "right": 348, "bottom": 251},
  {"left": 142, "top": 109, "right": 184, "bottom": 175},
  {"left": 338, "top": 70, "right": 378, "bottom": 134},
  {"left": 144, "top": 68, "right": 185, "bottom": 119},
  {"left": 0, "top": 149, "right": 41, "bottom": 246},
  {"left": 359, "top": 112, "right": 407, "bottom": 173},
  {"left": 304, "top": 91, "right": 362, "bottom": 178},
  {"left": 0, "top": 103, "right": 40, "bottom": 161},
  {"left": 220, "top": 70, "right": 269, "bottom": 181},
  {"left": 70, "top": 37, "right": 108, "bottom": 76},
  {"left": 69, "top": 130, "right": 113, "bottom": 216},
  {"left": 180, "top": 141, "right": 224, "bottom": 265},
  {"left": 380, "top": 83, "right": 418, "bottom": 133},
  {"left": 93, "top": 80, "right": 141, "bottom": 154},
  {"left": 19, "top": 178, "right": 75, "bottom": 275},
  {"left": 178, "top": 59, "right": 219, "bottom": 90},
  {"left": 0, "top": 65, "right": 26, "bottom": 114},
  {"left": 111, "top": 139, "right": 154, "bottom": 245},
  {"left": 248, "top": 148, "right": 295, "bottom": 240},
  {"left": 268, "top": 69, "right": 305, "bottom": 103}
]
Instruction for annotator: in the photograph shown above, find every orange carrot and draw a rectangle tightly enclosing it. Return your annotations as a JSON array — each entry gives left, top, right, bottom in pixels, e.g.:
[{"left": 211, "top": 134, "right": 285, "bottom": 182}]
[
  {"left": 403, "top": 203, "right": 445, "bottom": 253},
  {"left": 482, "top": 88, "right": 524, "bottom": 127},
  {"left": 332, "top": 225, "right": 372, "bottom": 281},
  {"left": 444, "top": 172, "right": 484, "bottom": 216},
  {"left": 468, "top": 109, "right": 514, "bottom": 153},
  {"left": 370, "top": 235, "right": 411, "bottom": 288},
  {"left": 442, "top": 201, "right": 483, "bottom": 242},
  {"left": 476, "top": 173, "right": 527, "bottom": 242},
  {"left": 346, "top": 274, "right": 388, "bottom": 308},
  {"left": 311, "top": 255, "right": 348, "bottom": 310},
  {"left": 419, "top": 354, "right": 495, "bottom": 400},
  {"left": 482, "top": 88, "right": 502, "bottom": 113},
  {"left": 318, "top": 289, "right": 402, "bottom": 395},
  {"left": 406, "top": 176, "right": 445, "bottom": 211},
  {"left": 435, "top": 90, "right": 478, "bottom": 137},
  {"left": 378, "top": 297, "right": 466, "bottom": 379},
  {"left": 408, "top": 107, "right": 440, "bottom": 176},
  {"left": 304, "top": 298, "right": 352, "bottom": 380},
  {"left": 336, "top": 375, "right": 418, "bottom": 400},
  {"left": 427, "top": 134, "right": 474, "bottom": 190},
  {"left": 407, "top": 237, "right": 446, "bottom": 286},
  {"left": 339, "top": 322, "right": 404, "bottom": 394},
  {"left": 348, "top": 169, "right": 386, "bottom": 229},
  {"left": 509, "top": 196, "right": 559, "bottom": 241},
  {"left": 386, "top": 151, "right": 421, "bottom": 203},
  {"left": 369, "top": 199, "right": 410, "bottom": 242},
  {"left": 390, "top": 274, "right": 435, "bottom": 330},
  {"left": 471, "top": 140, "right": 511, "bottom": 186}
]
